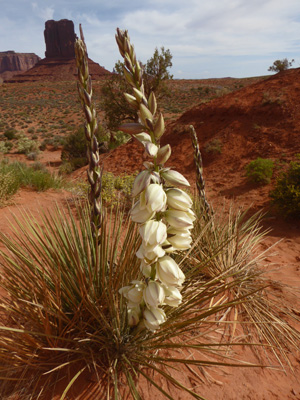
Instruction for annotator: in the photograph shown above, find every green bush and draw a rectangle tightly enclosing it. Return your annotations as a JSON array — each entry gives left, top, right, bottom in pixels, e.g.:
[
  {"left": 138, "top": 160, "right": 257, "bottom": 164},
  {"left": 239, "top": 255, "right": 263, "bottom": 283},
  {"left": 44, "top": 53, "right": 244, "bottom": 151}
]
[
  {"left": 270, "top": 158, "right": 300, "bottom": 218},
  {"left": 61, "top": 126, "right": 108, "bottom": 170},
  {"left": 245, "top": 158, "right": 274, "bottom": 184},
  {"left": 4, "top": 128, "right": 17, "bottom": 140}
]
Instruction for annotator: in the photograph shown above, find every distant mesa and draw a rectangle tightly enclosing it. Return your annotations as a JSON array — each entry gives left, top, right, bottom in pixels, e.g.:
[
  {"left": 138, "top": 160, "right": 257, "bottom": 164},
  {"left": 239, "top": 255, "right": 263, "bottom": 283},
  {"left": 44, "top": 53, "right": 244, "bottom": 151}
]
[
  {"left": 0, "top": 51, "right": 40, "bottom": 81},
  {"left": 5, "top": 19, "right": 111, "bottom": 83}
]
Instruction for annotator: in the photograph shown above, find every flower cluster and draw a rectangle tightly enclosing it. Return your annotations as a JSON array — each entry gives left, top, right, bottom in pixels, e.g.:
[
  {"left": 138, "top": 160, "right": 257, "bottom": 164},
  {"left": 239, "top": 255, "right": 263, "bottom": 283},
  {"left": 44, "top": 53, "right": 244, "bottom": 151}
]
[
  {"left": 120, "top": 152, "right": 195, "bottom": 331},
  {"left": 116, "top": 28, "right": 194, "bottom": 331}
]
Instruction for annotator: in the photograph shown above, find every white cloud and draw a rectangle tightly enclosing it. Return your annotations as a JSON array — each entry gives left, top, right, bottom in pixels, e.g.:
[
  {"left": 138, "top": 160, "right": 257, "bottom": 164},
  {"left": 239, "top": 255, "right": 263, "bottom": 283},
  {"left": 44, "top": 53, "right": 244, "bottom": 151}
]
[{"left": 31, "top": 3, "right": 54, "bottom": 20}]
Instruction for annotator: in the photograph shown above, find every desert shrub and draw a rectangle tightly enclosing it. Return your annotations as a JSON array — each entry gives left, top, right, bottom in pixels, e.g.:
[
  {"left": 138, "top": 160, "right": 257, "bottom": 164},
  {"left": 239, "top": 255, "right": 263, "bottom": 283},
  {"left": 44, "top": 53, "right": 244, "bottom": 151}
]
[
  {"left": 17, "top": 135, "right": 39, "bottom": 155},
  {"left": 74, "top": 171, "right": 136, "bottom": 208},
  {"left": 61, "top": 126, "right": 108, "bottom": 169},
  {"left": 245, "top": 157, "right": 274, "bottom": 184},
  {"left": 4, "top": 127, "right": 17, "bottom": 140},
  {"left": 268, "top": 58, "right": 294, "bottom": 73},
  {"left": 109, "top": 130, "right": 131, "bottom": 149},
  {"left": 0, "top": 165, "right": 20, "bottom": 204},
  {"left": 204, "top": 138, "right": 222, "bottom": 154},
  {"left": 0, "top": 142, "right": 12, "bottom": 154},
  {"left": 270, "top": 158, "right": 300, "bottom": 218},
  {"left": 59, "top": 161, "right": 74, "bottom": 175}
]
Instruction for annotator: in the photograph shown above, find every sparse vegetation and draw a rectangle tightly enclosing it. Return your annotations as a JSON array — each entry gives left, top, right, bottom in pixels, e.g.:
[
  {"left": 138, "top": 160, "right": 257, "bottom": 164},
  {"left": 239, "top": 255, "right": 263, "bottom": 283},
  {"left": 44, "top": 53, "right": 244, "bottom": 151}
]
[
  {"left": 270, "top": 156, "right": 300, "bottom": 218},
  {"left": 204, "top": 138, "right": 222, "bottom": 154},
  {"left": 0, "top": 159, "right": 64, "bottom": 205},
  {"left": 245, "top": 157, "right": 274, "bottom": 184}
]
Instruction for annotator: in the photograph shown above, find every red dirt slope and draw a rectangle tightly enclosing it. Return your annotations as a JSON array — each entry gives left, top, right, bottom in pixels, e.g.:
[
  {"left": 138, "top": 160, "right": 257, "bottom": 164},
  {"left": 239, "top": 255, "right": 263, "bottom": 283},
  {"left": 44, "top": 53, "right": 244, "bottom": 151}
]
[{"left": 96, "top": 68, "right": 300, "bottom": 214}]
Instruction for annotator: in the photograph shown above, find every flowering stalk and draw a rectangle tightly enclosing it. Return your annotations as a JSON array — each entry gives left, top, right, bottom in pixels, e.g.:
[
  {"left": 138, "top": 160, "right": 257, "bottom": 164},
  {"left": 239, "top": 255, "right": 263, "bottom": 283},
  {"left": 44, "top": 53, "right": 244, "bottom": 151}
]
[
  {"left": 116, "top": 29, "right": 195, "bottom": 331},
  {"left": 75, "top": 25, "right": 102, "bottom": 242},
  {"left": 189, "top": 125, "right": 213, "bottom": 217}
]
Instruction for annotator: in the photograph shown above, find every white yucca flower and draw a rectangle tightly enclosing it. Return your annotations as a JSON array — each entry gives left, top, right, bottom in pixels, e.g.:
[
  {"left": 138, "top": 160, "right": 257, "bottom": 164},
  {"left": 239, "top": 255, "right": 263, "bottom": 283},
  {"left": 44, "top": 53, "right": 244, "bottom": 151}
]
[
  {"left": 136, "top": 242, "right": 165, "bottom": 261},
  {"left": 140, "top": 184, "right": 167, "bottom": 213},
  {"left": 166, "top": 188, "right": 193, "bottom": 211},
  {"left": 130, "top": 200, "right": 155, "bottom": 223},
  {"left": 156, "top": 256, "right": 185, "bottom": 287},
  {"left": 163, "top": 285, "right": 182, "bottom": 307},
  {"left": 139, "top": 220, "right": 167, "bottom": 246},
  {"left": 143, "top": 307, "right": 166, "bottom": 331},
  {"left": 165, "top": 209, "right": 195, "bottom": 229},
  {"left": 161, "top": 169, "right": 190, "bottom": 187},
  {"left": 143, "top": 281, "right": 165, "bottom": 308}
]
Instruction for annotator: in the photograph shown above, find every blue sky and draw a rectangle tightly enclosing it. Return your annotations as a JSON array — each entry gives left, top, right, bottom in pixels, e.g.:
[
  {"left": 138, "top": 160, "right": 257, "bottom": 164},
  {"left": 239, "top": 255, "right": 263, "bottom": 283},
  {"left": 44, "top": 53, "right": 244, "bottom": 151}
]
[{"left": 0, "top": 0, "right": 299, "bottom": 79}]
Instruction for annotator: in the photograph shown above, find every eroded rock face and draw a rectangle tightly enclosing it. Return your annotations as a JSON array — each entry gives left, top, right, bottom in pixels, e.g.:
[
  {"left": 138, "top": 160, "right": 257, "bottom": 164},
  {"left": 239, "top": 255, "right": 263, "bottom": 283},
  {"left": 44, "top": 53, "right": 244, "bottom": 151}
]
[
  {"left": 0, "top": 51, "right": 40, "bottom": 74},
  {"left": 44, "top": 19, "right": 76, "bottom": 58}
]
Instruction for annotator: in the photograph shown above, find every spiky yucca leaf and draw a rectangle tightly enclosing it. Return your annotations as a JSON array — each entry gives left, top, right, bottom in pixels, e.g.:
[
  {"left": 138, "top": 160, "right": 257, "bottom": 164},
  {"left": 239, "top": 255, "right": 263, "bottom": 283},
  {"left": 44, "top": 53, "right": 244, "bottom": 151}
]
[
  {"left": 189, "top": 200, "right": 300, "bottom": 370},
  {"left": 0, "top": 200, "right": 265, "bottom": 399}
]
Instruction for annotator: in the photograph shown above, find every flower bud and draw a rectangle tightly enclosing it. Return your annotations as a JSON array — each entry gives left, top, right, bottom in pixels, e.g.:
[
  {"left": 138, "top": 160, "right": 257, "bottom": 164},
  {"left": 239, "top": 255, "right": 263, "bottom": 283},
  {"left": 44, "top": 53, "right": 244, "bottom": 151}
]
[
  {"left": 156, "top": 144, "right": 171, "bottom": 165},
  {"left": 133, "top": 87, "right": 146, "bottom": 103},
  {"left": 134, "top": 132, "right": 152, "bottom": 145},
  {"left": 132, "top": 170, "right": 152, "bottom": 197},
  {"left": 128, "top": 307, "right": 140, "bottom": 326},
  {"left": 130, "top": 200, "right": 155, "bottom": 223},
  {"left": 139, "top": 103, "right": 153, "bottom": 127},
  {"left": 119, "top": 122, "right": 144, "bottom": 134},
  {"left": 119, "top": 281, "right": 144, "bottom": 304},
  {"left": 143, "top": 307, "right": 166, "bottom": 331},
  {"left": 148, "top": 92, "right": 157, "bottom": 115},
  {"left": 124, "top": 93, "right": 139, "bottom": 109},
  {"left": 166, "top": 188, "right": 192, "bottom": 211},
  {"left": 145, "top": 142, "right": 158, "bottom": 157},
  {"left": 163, "top": 286, "right": 182, "bottom": 307},
  {"left": 140, "top": 260, "right": 152, "bottom": 277},
  {"left": 156, "top": 256, "right": 185, "bottom": 286},
  {"left": 140, "top": 184, "right": 167, "bottom": 213},
  {"left": 165, "top": 210, "right": 194, "bottom": 229},
  {"left": 127, "top": 285, "right": 144, "bottom": 304},
  {"left": 143, "top": 281, "right": 165, "bottom": 308},
  {"left": 154, "top": 113, "right": 165, "bottom": 139},
  {"left": 140, "top": 220, "right": 167, "bottom": 246},
  {"left": 161, "top": 169, "right": 190, "bottom": 187}
]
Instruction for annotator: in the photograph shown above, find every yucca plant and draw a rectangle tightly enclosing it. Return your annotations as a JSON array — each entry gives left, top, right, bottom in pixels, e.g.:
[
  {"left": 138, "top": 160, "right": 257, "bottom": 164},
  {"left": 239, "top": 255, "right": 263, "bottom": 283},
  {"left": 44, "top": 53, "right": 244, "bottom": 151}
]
[{"left": 0, "top": 26, "right": 283, "bottom": 400}]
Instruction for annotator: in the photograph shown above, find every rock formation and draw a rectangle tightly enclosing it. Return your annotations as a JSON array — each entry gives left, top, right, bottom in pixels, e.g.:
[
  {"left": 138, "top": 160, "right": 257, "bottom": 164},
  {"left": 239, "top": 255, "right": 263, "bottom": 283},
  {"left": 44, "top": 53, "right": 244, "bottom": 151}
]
[
  {"left": 6, "top": 19, "right": 111, "bottom": 82},
  {"left": 44, "top": 19, "right": 76, "bottom": 58},
  {"left": 0, "top": 51, "right": 40, "bottom": 80}
]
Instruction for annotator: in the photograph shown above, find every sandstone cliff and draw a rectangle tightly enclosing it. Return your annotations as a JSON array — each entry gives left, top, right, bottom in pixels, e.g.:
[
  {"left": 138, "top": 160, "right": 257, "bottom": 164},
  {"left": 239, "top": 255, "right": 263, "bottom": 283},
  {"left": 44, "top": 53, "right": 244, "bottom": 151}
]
[
  {"left": 0, "top": 51, "right": 40, "bottom": 80},
  {"left": 44, "top": 19, "right": 76, "bottom": 58}
]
